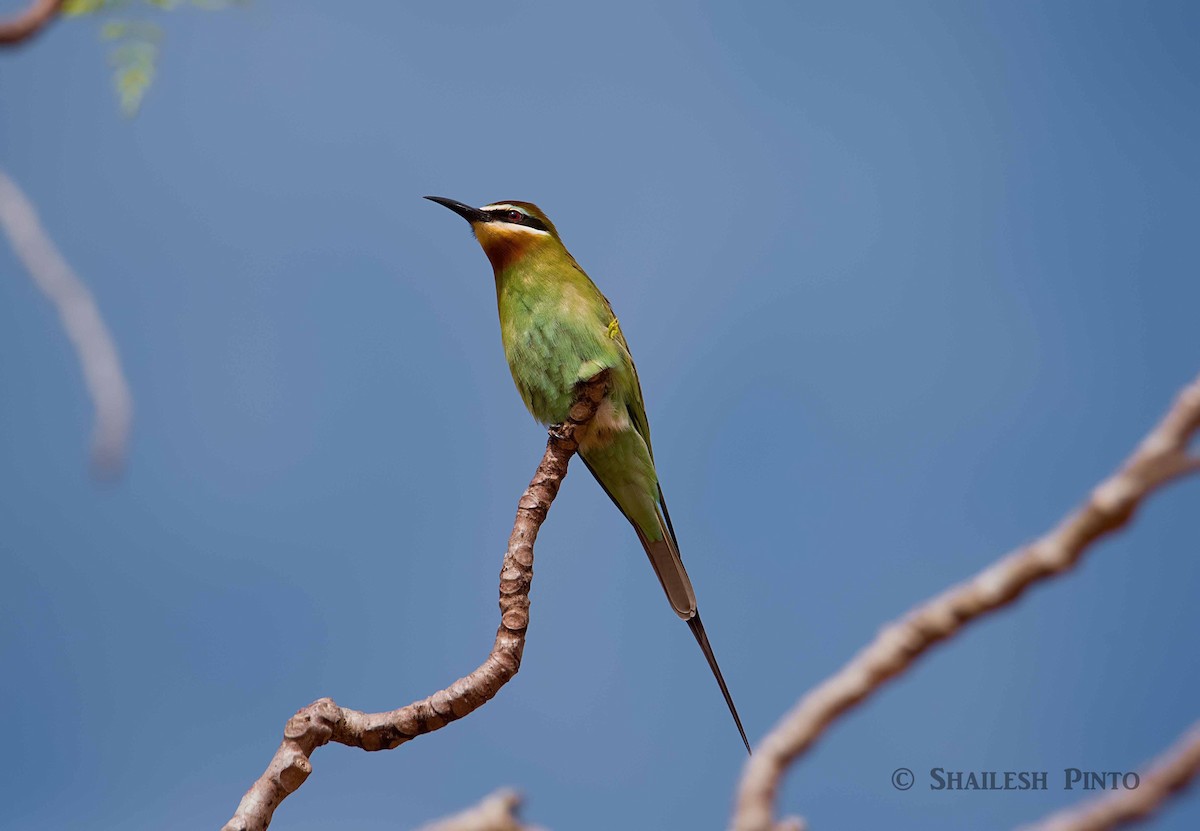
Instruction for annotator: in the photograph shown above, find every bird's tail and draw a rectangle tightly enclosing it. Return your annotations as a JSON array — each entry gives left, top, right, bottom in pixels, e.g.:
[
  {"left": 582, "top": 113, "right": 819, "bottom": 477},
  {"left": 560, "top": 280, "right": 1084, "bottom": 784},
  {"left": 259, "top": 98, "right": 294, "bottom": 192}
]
[
  {"left": 637, "top": 501, "right": 751, "bottom": 754},
  {"left": 578, "top": 452, "right": 750, "bottom": 752},
  {"left": 688, "top": 613, "right": 752, "bottom": 754},
  {"left": 636, "top": 524, "right": 697, "bottom": 619}
]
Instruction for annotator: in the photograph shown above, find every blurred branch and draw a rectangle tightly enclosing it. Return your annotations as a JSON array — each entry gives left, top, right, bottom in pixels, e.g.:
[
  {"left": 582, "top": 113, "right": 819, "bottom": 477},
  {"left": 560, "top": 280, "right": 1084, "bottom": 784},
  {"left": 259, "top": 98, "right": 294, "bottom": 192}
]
[
  {"left": 0, "top": 168, "right": 133, "bottom": 473},
  {"left": 1019, "top": 721, "right": 1200, "bottom": 831},
  {"left": 415, "top": 789, "right": 544, "bottom": 831},
  {"left": 732, "top": 371, "right": 1200, "bottom": 831},
  {"left": 220, "top": 372, "right": 611, "bottom": 831},
  {"left": 0, "top": 0, "right": 62, "bottom": 44}
]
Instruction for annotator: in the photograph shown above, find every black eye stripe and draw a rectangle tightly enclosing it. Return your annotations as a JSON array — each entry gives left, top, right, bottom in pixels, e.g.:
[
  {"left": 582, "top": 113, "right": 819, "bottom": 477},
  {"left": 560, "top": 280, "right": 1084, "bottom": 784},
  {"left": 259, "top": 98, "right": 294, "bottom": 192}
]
[{"left": 484, "top": 208, "right": 549, "bottom": 233}]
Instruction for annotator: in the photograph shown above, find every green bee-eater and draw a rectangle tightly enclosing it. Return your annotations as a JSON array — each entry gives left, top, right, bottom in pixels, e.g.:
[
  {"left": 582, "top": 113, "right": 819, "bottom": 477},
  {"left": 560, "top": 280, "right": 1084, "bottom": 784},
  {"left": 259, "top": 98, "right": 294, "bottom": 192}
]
[{"left": 427, "top": 196, "right": 749, "bottom": 753}]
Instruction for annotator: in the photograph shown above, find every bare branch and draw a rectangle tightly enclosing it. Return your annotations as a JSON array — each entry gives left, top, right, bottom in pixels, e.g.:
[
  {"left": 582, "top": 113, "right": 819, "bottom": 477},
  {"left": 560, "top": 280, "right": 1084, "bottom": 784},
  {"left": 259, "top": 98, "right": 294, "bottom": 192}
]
[
  {"left": 0, "top": 0, "right": 62, "bottom": 45},
  {"left": 221, "top": 372, "right": 611, "bottom": 831},
  {"left": 732, "top": 371, "right": 1200, "bottom": 831},
  {"left": 415, "top": 789, "right": 543, "bottom": 831},
  {"left": 0, "top": 168, "right": 133, "bottom": 473},
  {"left": 1018, "top": 721, "right": 1200, "bottom": 831}
]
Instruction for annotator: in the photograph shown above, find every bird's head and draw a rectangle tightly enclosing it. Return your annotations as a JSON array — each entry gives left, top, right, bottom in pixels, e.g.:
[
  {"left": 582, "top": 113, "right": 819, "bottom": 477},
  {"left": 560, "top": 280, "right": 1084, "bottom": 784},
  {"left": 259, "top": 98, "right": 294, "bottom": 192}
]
[{"left": 425, "top": 197, "right": 562, "bottom": 272}]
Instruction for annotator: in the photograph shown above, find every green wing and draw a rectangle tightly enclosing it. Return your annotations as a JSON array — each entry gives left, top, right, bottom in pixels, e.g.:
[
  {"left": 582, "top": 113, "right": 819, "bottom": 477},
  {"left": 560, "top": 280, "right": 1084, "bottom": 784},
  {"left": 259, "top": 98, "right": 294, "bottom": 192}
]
[
  {"left": 598, "top": 294, "right": 656, "bottom": 462},
  {"left": 600, "top": 300, "right": 683, "bottom": 554}
]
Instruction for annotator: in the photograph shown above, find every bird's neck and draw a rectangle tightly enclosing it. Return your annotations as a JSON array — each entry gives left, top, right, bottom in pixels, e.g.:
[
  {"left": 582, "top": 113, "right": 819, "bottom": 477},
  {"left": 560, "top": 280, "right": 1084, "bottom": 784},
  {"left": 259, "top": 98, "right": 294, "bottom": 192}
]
[
  {"left": 489, "top": 238, "right": 581, "bottom": 289},
  {"left": 474, "top": 223, "right": 550, "bottom": 274}
]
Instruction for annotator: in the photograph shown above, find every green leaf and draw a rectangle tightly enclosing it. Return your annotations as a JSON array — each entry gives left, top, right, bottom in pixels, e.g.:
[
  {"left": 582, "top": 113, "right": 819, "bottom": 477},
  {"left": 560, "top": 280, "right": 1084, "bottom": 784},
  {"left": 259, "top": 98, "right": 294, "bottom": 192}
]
[
  {"left": 69, "top": 0, "right": 247, "bottom": 115},
  {"left": 115, "top": 60, "right": 155, "bottom": 115},
  {"left": 108, "top": 40, "right": 157, "bottom": 67},
  {"left": 99, "top": 21, "right": 129, "bottom": 39},
  {"left": 62, "top": 0, "right": 109, "bottom": 16}
]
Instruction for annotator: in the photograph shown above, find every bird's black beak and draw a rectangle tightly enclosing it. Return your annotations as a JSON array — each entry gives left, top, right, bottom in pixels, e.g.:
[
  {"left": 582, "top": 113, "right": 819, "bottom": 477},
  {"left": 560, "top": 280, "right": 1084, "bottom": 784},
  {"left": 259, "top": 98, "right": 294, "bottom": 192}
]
[{"left": 424, "top": 196, "right": 489, "bottom": 224}]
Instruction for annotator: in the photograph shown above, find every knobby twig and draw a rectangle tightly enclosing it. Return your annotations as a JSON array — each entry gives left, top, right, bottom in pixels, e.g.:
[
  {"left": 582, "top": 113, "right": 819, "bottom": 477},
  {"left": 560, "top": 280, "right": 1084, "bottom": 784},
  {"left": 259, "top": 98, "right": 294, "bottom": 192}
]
[
  {"left": 221, "top": 371, "right": 610, "bottom": 831},
  {"left": 0, "top": 0, "right": 61, "bottom": 44},
  {"left": 415, "top": 789, "right": 544, "bottom": 831},
  {"left": 0, "top": 168, "right": 133, "bottom": 473},
  {"left": 1019, "top": 721, "right": 1200, "bottom": 831},
  {"left": 732, "top": 371, "right": 1200, "bottom": 831}
]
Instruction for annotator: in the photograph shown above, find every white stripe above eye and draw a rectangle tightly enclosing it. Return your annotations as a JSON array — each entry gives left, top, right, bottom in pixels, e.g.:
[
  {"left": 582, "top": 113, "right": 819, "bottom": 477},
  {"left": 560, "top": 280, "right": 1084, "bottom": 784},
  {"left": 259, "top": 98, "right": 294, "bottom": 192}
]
[
  {"left": 481, "top": 203, "right": 522, "bottom": 213},
  {"left": 482, "top": 222, "right": 549, "bottom": 237}
]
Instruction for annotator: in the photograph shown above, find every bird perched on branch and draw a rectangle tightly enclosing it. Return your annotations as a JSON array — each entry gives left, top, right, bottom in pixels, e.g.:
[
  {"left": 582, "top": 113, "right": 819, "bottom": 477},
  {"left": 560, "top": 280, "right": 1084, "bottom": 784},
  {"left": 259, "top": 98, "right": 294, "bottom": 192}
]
[{"left": 427, "top": 196, "right": 750, "bottom": 753}]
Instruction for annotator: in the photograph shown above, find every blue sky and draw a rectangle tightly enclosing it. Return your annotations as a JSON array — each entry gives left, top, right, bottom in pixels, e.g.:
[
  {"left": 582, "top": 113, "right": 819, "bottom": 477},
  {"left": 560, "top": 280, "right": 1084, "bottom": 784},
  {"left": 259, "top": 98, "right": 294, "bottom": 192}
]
[{"left": 2, "top": 2, "right": 1198, "bottom": 829}]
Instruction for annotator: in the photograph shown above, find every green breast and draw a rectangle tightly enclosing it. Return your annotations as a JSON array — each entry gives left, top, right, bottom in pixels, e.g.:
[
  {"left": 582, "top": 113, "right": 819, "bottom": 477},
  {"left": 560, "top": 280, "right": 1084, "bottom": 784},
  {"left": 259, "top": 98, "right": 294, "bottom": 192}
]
[{"left": 495, "top": 257, "right": 629, "bottom": 425}]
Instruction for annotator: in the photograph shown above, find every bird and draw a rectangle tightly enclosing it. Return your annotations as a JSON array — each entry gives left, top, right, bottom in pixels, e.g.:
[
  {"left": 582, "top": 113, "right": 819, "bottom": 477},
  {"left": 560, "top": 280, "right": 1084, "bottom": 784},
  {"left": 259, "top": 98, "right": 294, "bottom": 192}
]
[{"left": 426, "top": 196, "right": 750, "bottom": 753}]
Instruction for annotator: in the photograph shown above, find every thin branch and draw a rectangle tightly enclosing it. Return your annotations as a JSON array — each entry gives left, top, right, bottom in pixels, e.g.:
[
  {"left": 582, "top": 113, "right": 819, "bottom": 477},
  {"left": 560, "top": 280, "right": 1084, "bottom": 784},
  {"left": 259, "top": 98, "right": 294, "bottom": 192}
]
[
  {"left": 415, "top": 789, "right": 544, "bottom": 831},
  {"left": 1018, "top": 721, "right": 1200, "bottom": 831},
  {"left": 732, "top": 371, "right": 1200, "bottom": 831},
  {"left": 0, "top": 168, "right": 134, "bottom": 473},
  {"left": 221, "top": 371, "right": 610, "bottom": 831},
  {"left": 0, "top": 0, "right": 62, "bottom": 45}
]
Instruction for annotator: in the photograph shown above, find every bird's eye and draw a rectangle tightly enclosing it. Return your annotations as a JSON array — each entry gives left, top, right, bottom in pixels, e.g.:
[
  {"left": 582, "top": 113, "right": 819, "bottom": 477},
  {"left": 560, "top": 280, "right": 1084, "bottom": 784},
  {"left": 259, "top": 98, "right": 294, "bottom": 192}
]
[{"left": 505, "top": 209, "right": 524, "bottom": 223}]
